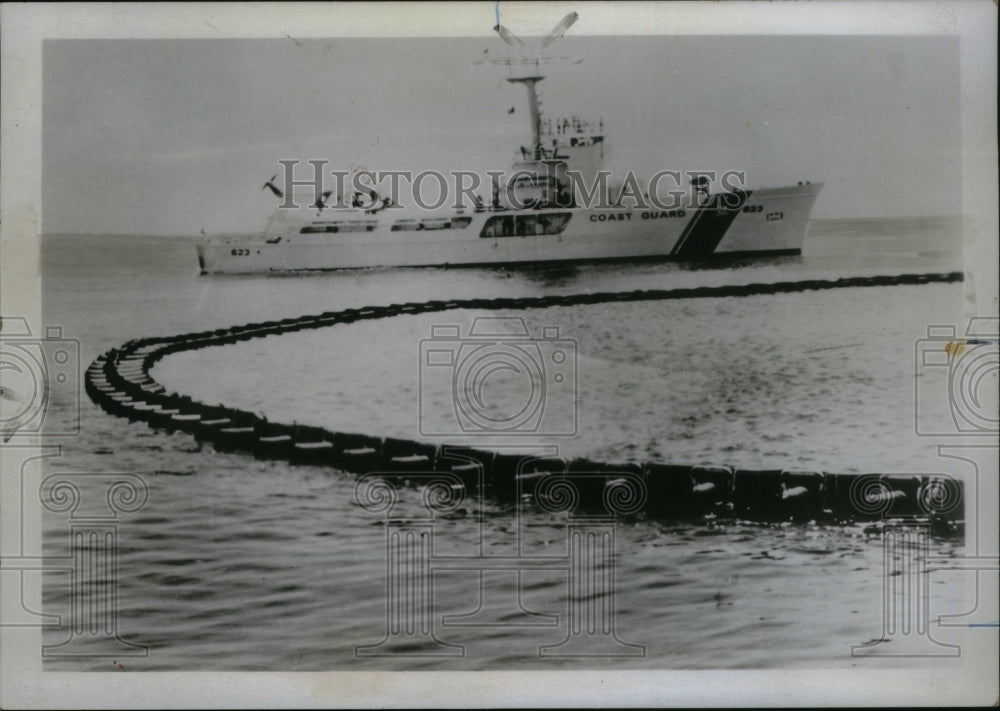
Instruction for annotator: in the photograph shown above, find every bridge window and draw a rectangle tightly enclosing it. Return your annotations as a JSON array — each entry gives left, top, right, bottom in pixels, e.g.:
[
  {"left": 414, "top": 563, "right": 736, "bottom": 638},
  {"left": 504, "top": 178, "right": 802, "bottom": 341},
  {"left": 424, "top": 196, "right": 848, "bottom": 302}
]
[
  {"left": 538, "top": 213, "right": 571, "bottom": 234},
  {"left": 480, "top": 215, "right": 514, "bottom": 238},
  {"left": 479, "top": 213, "right": 571, "bottom": 238}
]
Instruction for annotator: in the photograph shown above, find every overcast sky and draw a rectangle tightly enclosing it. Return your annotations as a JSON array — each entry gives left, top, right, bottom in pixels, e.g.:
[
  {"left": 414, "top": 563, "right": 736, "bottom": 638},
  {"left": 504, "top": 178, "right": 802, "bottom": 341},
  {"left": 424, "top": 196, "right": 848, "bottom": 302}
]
[{"left": 42, "top": 33, "right": 960, "bottom": 236}]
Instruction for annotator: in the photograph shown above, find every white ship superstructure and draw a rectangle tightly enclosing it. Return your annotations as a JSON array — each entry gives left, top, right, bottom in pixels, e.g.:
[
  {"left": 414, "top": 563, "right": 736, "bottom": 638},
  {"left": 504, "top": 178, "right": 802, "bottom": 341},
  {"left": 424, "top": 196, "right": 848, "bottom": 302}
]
[{"left": 198, "top": 14, "right": 822, "bottom": 274}]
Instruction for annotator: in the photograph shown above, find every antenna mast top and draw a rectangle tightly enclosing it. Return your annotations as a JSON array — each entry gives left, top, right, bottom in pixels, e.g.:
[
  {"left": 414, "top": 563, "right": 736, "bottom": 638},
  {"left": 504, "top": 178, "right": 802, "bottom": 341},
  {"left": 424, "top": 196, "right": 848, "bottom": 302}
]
[{"left": 485, "top": 12, "right": 580, "bottom": 149}]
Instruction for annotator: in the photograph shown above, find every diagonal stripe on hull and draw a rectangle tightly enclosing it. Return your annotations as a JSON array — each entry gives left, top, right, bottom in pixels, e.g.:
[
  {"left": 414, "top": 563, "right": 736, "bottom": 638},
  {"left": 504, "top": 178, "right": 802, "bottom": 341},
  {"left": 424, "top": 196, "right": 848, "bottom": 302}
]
[{"left": 671, "top": 191, "right": 752, "bottom": 258}]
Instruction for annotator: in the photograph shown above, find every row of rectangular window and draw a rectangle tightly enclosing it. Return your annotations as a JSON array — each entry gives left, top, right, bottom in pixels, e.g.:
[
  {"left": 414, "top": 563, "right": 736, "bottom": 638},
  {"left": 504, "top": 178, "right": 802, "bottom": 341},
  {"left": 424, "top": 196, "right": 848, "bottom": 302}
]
[
  {"left": 299, "top": 213, "right": 573, "bottom": 237},
  {"left": 301, "top": 217, "right": 474, "bottom": 234},
  {"left": 300, "top": 221, "right": 377, "bottom": 234},
  {"left": 390, "top": 217, "right": 473, "bottom": 231}
]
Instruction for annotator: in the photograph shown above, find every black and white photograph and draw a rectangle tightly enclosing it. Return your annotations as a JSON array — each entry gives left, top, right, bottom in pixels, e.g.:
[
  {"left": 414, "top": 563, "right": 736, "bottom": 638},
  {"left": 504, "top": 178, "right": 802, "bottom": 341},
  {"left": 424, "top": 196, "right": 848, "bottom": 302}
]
[{"left": 1, "top": 1, "right": 997, "bottom": 707}]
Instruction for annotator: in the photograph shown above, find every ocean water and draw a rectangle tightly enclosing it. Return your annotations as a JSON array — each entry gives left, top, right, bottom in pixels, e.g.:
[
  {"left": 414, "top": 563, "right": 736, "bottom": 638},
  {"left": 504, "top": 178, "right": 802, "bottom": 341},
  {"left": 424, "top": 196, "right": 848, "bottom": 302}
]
[{"left": 38, "top": 218, "right": 976, "bottom": 670}]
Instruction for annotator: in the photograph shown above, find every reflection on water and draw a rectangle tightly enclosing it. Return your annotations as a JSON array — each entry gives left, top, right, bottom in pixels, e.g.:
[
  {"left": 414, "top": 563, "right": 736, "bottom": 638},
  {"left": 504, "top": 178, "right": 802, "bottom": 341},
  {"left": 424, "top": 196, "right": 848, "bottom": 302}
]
[{"left": 493, "top": 262, "right": 585, "bottom": 287}]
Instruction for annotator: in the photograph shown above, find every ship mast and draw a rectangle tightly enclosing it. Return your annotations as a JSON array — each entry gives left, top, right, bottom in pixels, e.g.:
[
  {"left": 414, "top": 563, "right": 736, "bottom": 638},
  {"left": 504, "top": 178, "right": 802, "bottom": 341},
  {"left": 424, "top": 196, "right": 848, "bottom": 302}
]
[
  {"left": 491, "top": 12, "right": 579, "bottom": 153},
  {"left": 507, "top": 76, "right": 544, "bottom": 150}
]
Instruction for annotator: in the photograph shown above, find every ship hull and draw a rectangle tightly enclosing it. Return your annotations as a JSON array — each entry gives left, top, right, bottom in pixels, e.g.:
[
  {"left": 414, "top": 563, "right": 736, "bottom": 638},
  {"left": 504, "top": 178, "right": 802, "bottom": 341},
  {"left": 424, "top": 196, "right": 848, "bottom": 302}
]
[{"left": 197, "top": 183, "right": 821, "bottom": 274}]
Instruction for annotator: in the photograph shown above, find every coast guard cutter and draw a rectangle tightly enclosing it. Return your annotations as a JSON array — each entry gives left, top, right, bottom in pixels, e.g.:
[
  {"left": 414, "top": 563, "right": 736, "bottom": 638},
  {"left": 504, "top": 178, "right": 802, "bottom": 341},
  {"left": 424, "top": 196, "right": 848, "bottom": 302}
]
[{"left": 198, "top": 14, "right": 822, "bottom": 273}]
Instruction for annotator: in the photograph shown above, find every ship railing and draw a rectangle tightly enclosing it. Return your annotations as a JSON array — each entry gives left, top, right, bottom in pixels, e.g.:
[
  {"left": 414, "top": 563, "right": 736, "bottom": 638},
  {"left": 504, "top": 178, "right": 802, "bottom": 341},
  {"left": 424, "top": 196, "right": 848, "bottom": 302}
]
[{"left": 541, "top": 115, "right": 604, "bottom": 137}]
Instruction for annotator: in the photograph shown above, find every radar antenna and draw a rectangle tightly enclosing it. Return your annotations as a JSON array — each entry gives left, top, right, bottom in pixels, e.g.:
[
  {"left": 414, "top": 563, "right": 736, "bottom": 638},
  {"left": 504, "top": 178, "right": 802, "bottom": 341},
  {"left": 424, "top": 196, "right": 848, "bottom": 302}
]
[{"left": 539, "top": 12, "right": 578, "bottom": 49}]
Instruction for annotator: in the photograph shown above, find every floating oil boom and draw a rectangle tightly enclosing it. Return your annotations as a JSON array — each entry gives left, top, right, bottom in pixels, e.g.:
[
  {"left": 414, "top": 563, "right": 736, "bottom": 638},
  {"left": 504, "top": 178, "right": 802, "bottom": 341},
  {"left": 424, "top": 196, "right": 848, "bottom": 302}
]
[{"left": 86, "top": 272, "right": 964, "bottom": 530}]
